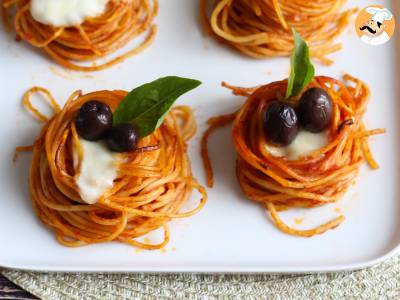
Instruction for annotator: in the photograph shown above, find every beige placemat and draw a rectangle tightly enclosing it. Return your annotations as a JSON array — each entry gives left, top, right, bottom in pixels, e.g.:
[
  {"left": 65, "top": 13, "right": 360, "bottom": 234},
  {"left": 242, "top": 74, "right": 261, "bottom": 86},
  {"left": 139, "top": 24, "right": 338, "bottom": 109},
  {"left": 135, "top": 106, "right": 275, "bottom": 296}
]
[{"left": 2, "top": 255, "right": 400, "bottom": 300}]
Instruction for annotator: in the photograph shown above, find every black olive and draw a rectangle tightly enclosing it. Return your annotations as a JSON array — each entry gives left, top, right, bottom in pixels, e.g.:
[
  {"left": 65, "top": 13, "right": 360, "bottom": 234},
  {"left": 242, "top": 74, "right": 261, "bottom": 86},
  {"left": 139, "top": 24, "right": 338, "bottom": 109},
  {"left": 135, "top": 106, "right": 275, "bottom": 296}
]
[
  {"left": 75, "top": 101, "right": 113, "bottom": 141},
  {"left": 298, "top": 88, "right": 333, "bottom": 133},
  {"left": 106, "top": 123, "right": 139, "bottom": 152},
  {"left": 264, "top": 101, "right": 299, "bottom": 146}
]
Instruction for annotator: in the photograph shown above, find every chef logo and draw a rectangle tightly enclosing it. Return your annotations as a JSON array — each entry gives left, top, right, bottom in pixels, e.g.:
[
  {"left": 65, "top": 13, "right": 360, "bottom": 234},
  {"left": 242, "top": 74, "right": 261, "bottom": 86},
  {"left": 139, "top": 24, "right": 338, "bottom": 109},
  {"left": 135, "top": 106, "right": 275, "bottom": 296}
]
[{"left": 355, "top": 5, "right": 395, "bottom": 46}]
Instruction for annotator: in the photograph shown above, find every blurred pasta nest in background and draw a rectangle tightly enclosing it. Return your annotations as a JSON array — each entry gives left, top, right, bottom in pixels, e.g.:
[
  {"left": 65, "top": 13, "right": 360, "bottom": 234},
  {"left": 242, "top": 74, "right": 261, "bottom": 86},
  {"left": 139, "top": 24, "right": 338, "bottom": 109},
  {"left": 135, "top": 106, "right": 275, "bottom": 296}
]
[
  {"left": 2, "top": 0, "right": 158, "bottom": 71},
  {"left": 201, "top": 0, "right": 356, "bottom": 65}
]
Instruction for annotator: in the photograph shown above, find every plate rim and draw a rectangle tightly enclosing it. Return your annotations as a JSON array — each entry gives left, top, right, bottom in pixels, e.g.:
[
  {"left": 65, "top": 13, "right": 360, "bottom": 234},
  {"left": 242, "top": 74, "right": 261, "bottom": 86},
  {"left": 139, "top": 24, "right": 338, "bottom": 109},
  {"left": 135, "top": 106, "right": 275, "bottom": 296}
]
[{"left": 0, "top": 245, "right": 399, "bottom": 273}]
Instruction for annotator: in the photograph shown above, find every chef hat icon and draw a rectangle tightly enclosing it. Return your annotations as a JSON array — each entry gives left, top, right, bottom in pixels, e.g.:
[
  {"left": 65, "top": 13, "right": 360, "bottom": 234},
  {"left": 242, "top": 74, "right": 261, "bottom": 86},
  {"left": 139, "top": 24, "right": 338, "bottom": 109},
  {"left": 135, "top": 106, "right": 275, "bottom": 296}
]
[{"left": 366, "top": 7, "right": 393, "bottom": 24}]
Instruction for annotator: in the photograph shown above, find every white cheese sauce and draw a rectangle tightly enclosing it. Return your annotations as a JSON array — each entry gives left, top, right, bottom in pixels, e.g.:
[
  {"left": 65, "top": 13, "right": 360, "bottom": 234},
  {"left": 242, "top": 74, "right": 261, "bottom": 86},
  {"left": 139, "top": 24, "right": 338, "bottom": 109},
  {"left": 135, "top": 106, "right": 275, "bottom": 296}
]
[
  {"left": 265, "top": 130, "right": 328, "bottom": 160},
  {"left": 74, "top": 139, "right": 118, "bottom": 204},
  {"left": 30, "top": 0, "right": 108, "bottom": 27}
]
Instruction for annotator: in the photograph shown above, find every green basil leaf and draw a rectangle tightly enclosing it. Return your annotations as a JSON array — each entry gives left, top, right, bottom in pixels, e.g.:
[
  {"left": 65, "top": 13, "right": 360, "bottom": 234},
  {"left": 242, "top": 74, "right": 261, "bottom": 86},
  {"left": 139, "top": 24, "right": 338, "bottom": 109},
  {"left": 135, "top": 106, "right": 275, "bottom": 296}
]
[
  {"left": 113, "top": 76, "right": 201, "bottom": 137},
  {"left": 285, "top": 29, "right": 315, "bottom": 99}
]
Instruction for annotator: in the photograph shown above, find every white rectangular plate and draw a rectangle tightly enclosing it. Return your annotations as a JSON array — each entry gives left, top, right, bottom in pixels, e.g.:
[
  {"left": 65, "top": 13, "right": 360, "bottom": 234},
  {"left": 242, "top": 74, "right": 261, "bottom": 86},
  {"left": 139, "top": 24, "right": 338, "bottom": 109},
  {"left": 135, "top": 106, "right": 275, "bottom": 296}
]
[{"left": 0, "top": 0, "right": 399, "bottom": 273}]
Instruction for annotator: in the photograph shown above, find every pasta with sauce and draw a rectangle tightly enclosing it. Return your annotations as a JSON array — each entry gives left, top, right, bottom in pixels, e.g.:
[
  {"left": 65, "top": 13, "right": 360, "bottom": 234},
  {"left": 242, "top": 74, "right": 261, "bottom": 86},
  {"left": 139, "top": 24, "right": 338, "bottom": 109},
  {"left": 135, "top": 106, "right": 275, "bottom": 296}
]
[
  {"left": 201, "top": 75, "right": 385, "bottom": 237},
  {"left": 201, "top": 0, "right": 356, "bottom": 65},
  {"left": 17, "top": 86, "right": 207, "bottom": 249},
  {"left": 2, "top": 0, "right": 158, "bottom": 71}
]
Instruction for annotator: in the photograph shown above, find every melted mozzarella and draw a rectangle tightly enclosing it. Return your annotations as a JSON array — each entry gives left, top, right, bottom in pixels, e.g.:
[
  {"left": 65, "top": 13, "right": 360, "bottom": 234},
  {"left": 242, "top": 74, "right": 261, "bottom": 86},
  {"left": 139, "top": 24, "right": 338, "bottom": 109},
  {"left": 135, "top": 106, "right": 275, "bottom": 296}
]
[
  {"left": 30, "top": 0, "right": 108, "bottom": 27},
  {"left": 265, "top": 130, "right": 328, "bottom": 160},
  {"left": 75, "top": 140, "right": 118, "bottom": 204}
]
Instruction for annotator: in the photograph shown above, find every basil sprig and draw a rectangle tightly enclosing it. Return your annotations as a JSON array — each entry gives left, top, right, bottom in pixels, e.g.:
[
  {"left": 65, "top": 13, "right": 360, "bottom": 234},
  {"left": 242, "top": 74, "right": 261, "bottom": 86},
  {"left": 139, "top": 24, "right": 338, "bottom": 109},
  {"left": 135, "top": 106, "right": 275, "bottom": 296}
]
[
  {"left": 285, "top": 29, "right": 315, "bottom": 99},
  {"left": 113, "top": 76, "right": 201, "bottom": 137}
]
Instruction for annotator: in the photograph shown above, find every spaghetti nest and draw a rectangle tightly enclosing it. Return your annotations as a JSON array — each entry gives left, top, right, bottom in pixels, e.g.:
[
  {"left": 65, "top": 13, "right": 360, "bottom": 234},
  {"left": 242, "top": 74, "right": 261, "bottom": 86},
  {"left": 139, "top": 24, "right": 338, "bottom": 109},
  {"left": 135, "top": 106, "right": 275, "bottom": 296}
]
[
  {"left": 202, "top": 75, "right": 384, "bottom": 237},
  {"left": 2, "top": 0, "right": 158, "bottom": 71},
  {"left": 20, "top": 87, "right": 207, "bottom": 249},
  {"left": 201, "top": 0, "right": 355, "bottom": 65}
]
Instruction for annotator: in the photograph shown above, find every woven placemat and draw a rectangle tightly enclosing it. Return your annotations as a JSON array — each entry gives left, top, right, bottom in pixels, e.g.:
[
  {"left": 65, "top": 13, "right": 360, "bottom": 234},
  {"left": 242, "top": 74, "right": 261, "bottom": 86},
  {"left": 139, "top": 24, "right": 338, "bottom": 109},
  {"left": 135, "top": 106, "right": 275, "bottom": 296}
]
[{"left": 2, "top": 256, "right": 400, "bottom": 300}]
